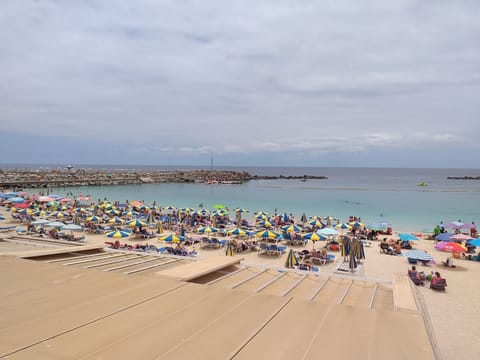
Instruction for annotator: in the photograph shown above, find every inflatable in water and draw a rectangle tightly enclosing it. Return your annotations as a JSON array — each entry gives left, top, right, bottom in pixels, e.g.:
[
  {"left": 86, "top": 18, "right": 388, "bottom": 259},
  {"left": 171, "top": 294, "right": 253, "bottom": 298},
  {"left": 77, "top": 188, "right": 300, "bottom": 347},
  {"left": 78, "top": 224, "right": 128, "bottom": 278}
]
[{"left": 417, "top": 182, "right": 428, "bottom": 187}]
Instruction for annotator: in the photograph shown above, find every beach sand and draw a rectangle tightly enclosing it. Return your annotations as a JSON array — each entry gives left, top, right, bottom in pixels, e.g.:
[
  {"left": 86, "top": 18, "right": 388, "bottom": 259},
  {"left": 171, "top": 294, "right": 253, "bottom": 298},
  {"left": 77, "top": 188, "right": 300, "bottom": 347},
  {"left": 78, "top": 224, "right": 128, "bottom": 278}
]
[{"left": 1, "top": 207, "right": 479, "bottom": 359}]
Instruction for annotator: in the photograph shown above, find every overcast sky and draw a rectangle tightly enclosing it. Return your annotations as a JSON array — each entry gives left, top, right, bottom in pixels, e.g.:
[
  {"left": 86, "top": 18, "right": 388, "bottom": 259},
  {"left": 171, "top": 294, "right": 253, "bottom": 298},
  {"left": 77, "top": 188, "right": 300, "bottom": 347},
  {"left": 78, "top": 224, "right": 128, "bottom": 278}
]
[{"left": 1, "top": 0, "right": 479, "bottom": 168}]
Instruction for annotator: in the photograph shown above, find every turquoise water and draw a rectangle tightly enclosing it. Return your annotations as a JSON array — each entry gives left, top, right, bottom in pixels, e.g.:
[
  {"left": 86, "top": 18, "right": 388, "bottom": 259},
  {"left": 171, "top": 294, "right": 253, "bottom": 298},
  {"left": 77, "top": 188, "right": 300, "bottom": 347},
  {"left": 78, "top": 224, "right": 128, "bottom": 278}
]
[{"left": 33, "top": 167, "right": 480, "bottom": 232}]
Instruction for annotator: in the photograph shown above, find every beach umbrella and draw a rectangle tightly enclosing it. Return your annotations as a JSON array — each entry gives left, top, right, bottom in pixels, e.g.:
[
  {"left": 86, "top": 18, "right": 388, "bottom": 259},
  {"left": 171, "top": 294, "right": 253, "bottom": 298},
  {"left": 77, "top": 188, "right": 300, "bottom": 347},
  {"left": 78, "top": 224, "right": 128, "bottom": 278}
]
[
  {"left": 0, "top": 215, "right": 5, "bottom": 220},
  {"left": 213, "top": 204, "right": 226, "bottom": 210},
  {"left": 10, "top": 196, "right": 26, "bottom": 203},
  {"left": 317, "top": 228, "right": 338, "bottom": 236},
  {"left": 159, "top": 233, "right": 185, "bottom": 243},
  {"left": 302, "top": 232, "right": 327, "bottom": 242},
  {"left": 234, "top": 208, "right": 249, "bottom": 213},
  {"left": 17, "top": 208, "right": 33, "bottom": 215},
  {"left": 180, "top": 207, "right": 195, "bottom": 214},
  {"left": 62, "top": 224, "right": 84, "bottom": 232},
  {"left": 31, "top": 219, "right": 50, "bottom": 225},
  {"left": 44, "top": 221, "right": 65, "bottom": 228},
  {"left": 404, "top": 250, "right": 434, "bottom": 261},
  {"left": 468, "top": 239, "right": 480, "bottom": 247},
  {"left": 145, "top": 213, "right": 156, "bottom": 224},
  {"left": 228, "top": 228, "right": 247, "bottom": 236},
  {"left": 86, "top": 215, "right": 102, "bottom": 223},
  {"left": 282, "top": 224, "right": 302, "bottom": 233},
  {"left": 50, "top": 211, "right": 67, "bottom": 219},
  {"left": 434, "top": 233, "right": 452, "bottom": 242},
  {"left": 156, "top": 222, "right": 164, "bottom": 234},
  {"left": 444, "top": 221, "right": 465, "bottom": 229},
  {"left": 336, "top": 223, "right": 351, "bottom": 230},
  {"left": 398, "top": 233, "right": 419, "bottom": 242},
  {"left": 256, "top": 230, "right": 279, "bottom": 240},
  {"left": 225, "top": 242, "right": 235, "bottom": 256},
  {"left": 257, "top": 220, "right": 273, "bottom": 228},
  {"left": 254, "top": 213, "right": 268, "bottom": 221},
  {"left": 349, "top": 221, "right": 364, "bottom": 228},
  {"left": 38, "top": 196, "right": 54, "bottom": 202},
  {"left": 106, "top": 230, "right": 130, "bottom": 239},
  {"left": 198, "top": 226, "right": 218, "bottom": 234},
  {"left": 435, "top": 242, "right": 467, "bottom": 253},
  {"left": 108, "top": 216, "right": 124, "bottom": 225},
  {"left": 308, "top": 219, "right": 325, "bottom": 228},
  {"left": 451, "top": 234, "right": 473, "bottom": 242},
  {"left": 284, "top": 248, "right": 299, "bottom": 268},
  {"left": 127, "top": 219, "right": 147, "bottom": 228}
]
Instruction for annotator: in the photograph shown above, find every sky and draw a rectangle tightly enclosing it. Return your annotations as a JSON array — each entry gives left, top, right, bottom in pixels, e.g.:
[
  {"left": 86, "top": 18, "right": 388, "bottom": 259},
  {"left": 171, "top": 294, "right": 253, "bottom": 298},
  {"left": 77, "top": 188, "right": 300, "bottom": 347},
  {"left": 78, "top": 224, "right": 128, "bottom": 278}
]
[{"left": 1, "top": 0, "right": 480, "bottom": 168}]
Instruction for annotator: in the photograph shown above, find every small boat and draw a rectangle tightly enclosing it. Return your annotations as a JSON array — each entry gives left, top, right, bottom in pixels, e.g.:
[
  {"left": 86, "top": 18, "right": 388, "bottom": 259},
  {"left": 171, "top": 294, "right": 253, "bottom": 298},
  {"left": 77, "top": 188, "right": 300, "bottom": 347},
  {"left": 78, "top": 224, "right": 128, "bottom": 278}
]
[{"left": 417, "top": 182, "right": 428, "bottom": 187}]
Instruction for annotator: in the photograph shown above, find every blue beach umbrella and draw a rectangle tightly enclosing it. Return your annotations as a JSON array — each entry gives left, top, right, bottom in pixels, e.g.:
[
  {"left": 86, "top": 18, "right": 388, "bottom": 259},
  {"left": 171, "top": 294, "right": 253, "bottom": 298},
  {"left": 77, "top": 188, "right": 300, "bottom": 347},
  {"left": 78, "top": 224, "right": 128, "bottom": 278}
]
[
  {"left": 467, "top": 239, "right": 480, "bottom": 247},
  {"left": 398, "top": 233, "right": 419, "bottom": 242},
  {"left": 435, "top": 233, "right": 452, "bottom": 242},
  {"left": 108, "top": 216, "right": 124, "bottom": 225}
]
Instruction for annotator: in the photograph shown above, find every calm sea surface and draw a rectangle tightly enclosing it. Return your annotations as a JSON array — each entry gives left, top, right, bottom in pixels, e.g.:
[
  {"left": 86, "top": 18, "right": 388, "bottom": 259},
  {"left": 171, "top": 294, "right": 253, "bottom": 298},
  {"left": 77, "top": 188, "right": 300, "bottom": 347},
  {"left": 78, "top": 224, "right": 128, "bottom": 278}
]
[{"left": 17, "top": 166, "right": 480, "bottom": 232}]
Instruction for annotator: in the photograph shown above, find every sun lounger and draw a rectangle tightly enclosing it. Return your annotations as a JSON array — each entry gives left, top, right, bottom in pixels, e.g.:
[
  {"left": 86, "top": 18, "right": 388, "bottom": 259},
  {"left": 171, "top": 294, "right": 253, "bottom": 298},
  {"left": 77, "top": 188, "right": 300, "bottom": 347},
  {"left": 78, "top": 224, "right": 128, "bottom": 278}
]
[
  {"left": 0, "top": 225, "right": 17, "bottom": 232},
  {"left": 430, "top": 278, "right": 447, "bottom": 291}
]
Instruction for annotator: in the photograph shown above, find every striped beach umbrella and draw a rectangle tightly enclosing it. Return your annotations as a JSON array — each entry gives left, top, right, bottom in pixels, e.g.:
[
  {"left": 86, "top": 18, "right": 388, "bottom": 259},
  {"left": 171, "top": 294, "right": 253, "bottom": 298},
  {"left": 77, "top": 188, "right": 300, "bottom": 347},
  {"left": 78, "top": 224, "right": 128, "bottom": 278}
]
[
  {"left": 336, "top": 223, "right": 351, "bottom": 230},
  {"left": 404, "top": 250, "right": 434, "bottom": 261},
  {"left": 284, "top": 248, "right": 299, "bottom": 268},
  {"left": 156, "top": 222, "right": 164, "bottom": 234},
  {"left": 225, "top": 242, "right": 235, "bottom": 257},
  {"left": 198, "top": 226, "right": 218, "bottom": 234},
  {"left": 257, "top": 220, "right": 273, "bottom": 228},
  {"left": 108, "top": 216, "right": 124, "bottom": 225},
  {"left": 127, "top": 219, "right": 147, "bottom": 228},
  {"left": 282, "top": 224, "right": 302, "bottom": 233},
  {"left": 159, "top": 233, "right": 185, "bottom": 243},
  {"left": 17, "top": 208, "right": 33, "bottom": 215},
  {"left": 228, "top": 228, "right": 247, "bottom": 236},
  {"left": 308, "top": 219, "right": 325, "bottom": 228},
  {"left": 86, "top": 215, "right": 102, "bottom": 223},
  {"left": 256, "top": 230, "right": 279, "bottom": 240},
  {"left": 302, "top": 232, "right": 327, "bottom": 242},
  {"left": 145, "top": 213, "right": 156, "bottom": 224},
  {"left": 106, "top": 230, "right": 130, "bottom": 239},
  {"left": 234, "top": 208, "right": 249, "bottom": 213}
]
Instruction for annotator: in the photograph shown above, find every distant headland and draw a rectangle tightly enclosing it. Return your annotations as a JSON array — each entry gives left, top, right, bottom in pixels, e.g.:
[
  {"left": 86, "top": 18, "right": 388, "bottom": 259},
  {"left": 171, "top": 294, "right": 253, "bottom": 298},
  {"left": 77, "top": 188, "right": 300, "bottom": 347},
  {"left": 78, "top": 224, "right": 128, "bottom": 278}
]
[{"left": 0, "top": 167, "right": 327, "bottom": 188}]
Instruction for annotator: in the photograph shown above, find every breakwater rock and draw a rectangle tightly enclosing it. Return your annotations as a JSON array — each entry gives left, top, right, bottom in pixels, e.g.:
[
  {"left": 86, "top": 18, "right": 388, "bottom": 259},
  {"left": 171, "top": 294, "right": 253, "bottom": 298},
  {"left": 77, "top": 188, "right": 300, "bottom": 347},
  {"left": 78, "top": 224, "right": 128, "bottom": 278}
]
[
  {"left": 447, "top": 176, "right": 480, "bottom": 180},
  {"left": 0, "top": 168, "right": 328, "bottom": 189}
]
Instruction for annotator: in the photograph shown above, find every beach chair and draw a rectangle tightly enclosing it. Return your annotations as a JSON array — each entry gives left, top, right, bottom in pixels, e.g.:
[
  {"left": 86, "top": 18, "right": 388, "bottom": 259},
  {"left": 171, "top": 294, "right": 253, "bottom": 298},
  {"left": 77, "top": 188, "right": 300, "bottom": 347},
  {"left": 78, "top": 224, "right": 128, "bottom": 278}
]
[{"left": 430, "top": 278, "right": 447, "bottom": 291}]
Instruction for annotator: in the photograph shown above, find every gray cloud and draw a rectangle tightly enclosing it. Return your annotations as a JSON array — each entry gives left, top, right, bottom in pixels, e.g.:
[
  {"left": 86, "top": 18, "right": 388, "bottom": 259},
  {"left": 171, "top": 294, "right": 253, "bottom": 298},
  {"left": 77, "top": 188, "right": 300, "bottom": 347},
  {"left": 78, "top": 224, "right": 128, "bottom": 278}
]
[{"left": 1, "top": 0, "right": 479, "bottom": 167}]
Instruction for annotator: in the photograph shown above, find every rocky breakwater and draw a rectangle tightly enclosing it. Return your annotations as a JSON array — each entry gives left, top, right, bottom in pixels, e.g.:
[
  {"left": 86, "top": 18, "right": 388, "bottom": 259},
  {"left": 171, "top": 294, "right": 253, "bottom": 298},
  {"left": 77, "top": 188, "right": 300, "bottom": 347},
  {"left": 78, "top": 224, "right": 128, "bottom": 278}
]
[{"left": 0, "top": 168, "right": 251, "bottom": 189}]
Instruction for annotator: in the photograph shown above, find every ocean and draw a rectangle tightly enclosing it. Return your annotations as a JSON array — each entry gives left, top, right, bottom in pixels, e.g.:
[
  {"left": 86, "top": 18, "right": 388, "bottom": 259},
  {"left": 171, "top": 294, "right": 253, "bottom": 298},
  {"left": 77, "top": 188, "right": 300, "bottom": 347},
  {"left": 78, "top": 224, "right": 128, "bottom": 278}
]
[{"left": 11, "top": 165, "right": 480, "bottom": 233}]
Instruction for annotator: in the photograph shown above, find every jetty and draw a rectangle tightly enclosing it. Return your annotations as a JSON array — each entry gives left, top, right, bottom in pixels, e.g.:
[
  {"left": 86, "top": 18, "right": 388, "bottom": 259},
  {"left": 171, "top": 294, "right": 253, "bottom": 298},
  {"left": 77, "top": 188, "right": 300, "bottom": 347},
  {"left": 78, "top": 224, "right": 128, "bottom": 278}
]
[
  {"left": 447, "top": 176, "right": 480, "bottom": 180},
  {"left": 0, "top": 168, "right": 328, "bottom": 189}
]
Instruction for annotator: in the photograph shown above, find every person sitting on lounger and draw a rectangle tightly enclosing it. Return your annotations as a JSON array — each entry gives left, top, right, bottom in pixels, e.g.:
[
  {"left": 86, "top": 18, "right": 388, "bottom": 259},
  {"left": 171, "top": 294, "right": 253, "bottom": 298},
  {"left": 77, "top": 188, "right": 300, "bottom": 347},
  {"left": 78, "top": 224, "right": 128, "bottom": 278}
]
[
  {"left": 431, "top": 271, "right": 447, "bottom": 287},
  {"left": 408, "top": 265, "right": 425, "bottom": 285}
]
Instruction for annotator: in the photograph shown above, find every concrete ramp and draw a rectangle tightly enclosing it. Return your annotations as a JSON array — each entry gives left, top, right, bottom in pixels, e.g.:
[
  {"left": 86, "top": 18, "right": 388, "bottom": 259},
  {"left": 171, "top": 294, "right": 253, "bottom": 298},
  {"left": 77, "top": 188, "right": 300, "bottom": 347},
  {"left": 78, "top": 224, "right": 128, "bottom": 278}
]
[{"left": 156, "top": 255, "right": 244, "bottom": 281}]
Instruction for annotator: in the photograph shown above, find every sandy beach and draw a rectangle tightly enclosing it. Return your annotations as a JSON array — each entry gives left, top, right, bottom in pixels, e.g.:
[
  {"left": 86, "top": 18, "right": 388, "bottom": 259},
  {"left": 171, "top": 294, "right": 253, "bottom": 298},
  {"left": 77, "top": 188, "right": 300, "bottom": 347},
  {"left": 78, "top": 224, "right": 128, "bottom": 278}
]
[{"left": 1, "top": 205, "right": 479, "bottom": 360}]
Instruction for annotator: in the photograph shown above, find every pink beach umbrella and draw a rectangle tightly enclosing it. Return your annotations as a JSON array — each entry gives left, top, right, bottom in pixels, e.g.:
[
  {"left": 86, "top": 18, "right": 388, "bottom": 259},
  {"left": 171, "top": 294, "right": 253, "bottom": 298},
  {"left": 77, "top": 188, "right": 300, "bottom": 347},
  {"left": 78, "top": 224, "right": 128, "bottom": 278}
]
[
  {"left": 450, "top": 234, "right": 473, "bottom": 242},
  {"left": 435, "top": 242, "right": 467, "bottom": 253}
]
